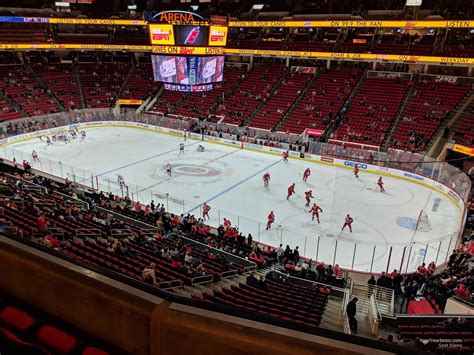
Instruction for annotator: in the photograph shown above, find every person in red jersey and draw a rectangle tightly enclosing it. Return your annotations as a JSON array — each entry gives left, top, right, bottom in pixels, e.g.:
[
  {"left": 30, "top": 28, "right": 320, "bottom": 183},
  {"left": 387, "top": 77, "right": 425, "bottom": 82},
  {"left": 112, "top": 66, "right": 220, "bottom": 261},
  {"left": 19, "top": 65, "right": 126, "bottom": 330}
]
[
  {"left": 309, "top": 203, "right": 323, "bottom": 223},
  {"left": 44, "top": 234, "right": 59, "bottom": 248},
  {"left": 287, "top": 183, "right": 296, "bottom": 200},
  {"left": 354, "top": 165, "right": 359, "bottom": 178},
  {"left": 37, "top": 213, "right": 47, "bottom": 231},
  {"left": 134, "top": 201, "right": 142, "bottom": 213},
  {"left": 223, "top": 218, "right": 232, "bottom": 230},
  {"left": 342, "top": 214, "right": 354, "bottom": 232},
  {"left": 165, "top": 163, "right": 172, "bottom": 176},
  {"left": 266, "top": 211, "right": 275, "bottom": 230},
  {"left": 417, "top": 262, "right": 427, "bottom": 277},
  {"left": 303, "top": 168, "right": 311, "bottom": 182},
  {"left": 304, "top": 190, "right": 314, "bottom": 207},
  {"left": 282, "top": 151, "right": 289, "bottom": 162},
  {"left": 377, "top": 176, "right": 385, "bottom": 192},
  {"left": 202, "top": 202, "right": 211, "bottom": 220},
  {"left": 263, "top": 172, "right": 270, "bottom": 187}
]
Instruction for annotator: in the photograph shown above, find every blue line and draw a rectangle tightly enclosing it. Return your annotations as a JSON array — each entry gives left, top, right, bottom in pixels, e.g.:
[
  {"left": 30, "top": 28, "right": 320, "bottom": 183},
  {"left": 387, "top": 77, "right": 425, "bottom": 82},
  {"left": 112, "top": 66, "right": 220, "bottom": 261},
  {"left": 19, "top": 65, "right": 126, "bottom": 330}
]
[
  {"left": 184, "top": 157, "right": 283, "bottom": 215},
  {"left": 78, "top": 141, "right": 200, "bottom": 183}
]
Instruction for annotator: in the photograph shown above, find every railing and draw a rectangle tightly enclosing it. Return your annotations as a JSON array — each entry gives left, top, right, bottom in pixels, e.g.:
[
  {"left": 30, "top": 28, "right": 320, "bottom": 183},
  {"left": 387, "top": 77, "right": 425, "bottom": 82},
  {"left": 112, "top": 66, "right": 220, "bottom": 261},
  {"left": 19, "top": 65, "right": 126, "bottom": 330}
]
[
  {"left": 32, "top": 227, "right": 64, "bottom": 240},
  {"left": 191, "top": 274, "right": 214, "bottom": 286},
  {"left": 221, "top": 270, "right": 238, "bottom": 279},
  {"left": 0, "top": 109, "right": 470, "bottom": 275},
  {"left": 75, "top": 229, "right": 102, "bottom": 241},
  {"left": 267, "top": 269, "right": 345, "bottom": 297},
  {"left": 342, "top": 286, "right": 352, "bottom": 335},
  {"left": 351, "top": 281, "right": 395, "bottom": 316},
  {"left": 158, "top": 279, "right": 183, "bottom": 290},
  {"left": 23, "top": 183, "right": 48, "bottom": 194},
  {"left": 368, "top": 293, "right": 381, "bottom": 336},
  {"left": 175, "top": 231, "right": 257, "bottom": 271},
  {"left": 342, "top": 311, "right": 351, "bottom": 335}
]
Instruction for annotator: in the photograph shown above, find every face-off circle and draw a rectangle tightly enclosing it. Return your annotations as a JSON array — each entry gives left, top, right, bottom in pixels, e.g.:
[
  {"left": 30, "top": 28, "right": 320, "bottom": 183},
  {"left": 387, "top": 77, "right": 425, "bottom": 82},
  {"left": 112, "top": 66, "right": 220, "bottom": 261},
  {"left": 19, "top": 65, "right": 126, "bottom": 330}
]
[
  {"left": 148, "top": 158, "right": 233, "bottom": 186},
  {"left": 168, "top": 164, "right": 220, "bottom": 176}
]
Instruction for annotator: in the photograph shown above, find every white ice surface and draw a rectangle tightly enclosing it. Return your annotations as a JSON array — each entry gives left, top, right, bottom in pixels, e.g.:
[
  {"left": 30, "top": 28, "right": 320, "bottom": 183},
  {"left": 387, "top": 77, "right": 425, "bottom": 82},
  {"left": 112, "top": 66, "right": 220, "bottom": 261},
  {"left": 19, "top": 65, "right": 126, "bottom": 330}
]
[{"left": 3, "top": 127, "right": 462, "bottom": 273}]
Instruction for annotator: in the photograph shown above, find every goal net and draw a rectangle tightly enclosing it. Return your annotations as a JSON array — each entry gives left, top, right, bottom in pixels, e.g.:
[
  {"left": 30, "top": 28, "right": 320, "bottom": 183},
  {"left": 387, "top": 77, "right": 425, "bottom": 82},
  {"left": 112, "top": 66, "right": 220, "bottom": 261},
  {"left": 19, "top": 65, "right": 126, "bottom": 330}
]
[{"left": 416, "top": 210, "right": 432, "bottom": 232}]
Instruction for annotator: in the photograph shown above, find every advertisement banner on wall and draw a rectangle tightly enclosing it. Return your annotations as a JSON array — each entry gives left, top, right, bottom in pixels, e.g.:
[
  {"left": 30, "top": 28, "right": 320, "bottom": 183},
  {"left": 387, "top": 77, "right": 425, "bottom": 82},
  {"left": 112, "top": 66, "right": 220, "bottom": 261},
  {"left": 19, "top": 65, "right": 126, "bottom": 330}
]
[
  {"left": 208, "top": 25, "right": 228, "bottom": 46},
  {"left": 293, "top": 66, "right": 317, "bottom": 74},
  {"left": 149, "top": 24, "right": 175, "bottom": 45},
  {"left": 453, "top": 144, "right": 474, "bottom": 156}
]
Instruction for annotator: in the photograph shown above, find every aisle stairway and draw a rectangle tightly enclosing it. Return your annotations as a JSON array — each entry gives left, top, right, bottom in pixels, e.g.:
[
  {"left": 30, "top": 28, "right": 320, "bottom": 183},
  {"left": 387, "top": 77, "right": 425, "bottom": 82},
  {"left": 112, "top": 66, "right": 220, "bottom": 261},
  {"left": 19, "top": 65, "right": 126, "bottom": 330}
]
[{"left": 350, "top": 281, "right": 393, "bottom": 317}]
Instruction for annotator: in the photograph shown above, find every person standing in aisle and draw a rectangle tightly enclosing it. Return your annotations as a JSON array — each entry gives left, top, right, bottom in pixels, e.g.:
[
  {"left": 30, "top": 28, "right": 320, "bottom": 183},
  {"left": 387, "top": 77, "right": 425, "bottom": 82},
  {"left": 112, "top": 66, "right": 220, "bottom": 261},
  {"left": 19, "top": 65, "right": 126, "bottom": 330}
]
[{"left": 346, "top": 297, "right": 358, "bottom": 334}]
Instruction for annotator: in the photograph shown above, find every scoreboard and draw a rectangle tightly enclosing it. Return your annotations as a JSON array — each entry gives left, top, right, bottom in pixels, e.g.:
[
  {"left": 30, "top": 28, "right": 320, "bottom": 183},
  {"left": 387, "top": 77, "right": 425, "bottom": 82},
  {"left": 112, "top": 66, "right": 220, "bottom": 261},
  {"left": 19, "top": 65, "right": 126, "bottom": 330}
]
[
  {"left": 149, "top": 24, "right": 228, "bottom": 47},
  {"left": 148, "top": 11, "right": 228, "bottom": 92}
]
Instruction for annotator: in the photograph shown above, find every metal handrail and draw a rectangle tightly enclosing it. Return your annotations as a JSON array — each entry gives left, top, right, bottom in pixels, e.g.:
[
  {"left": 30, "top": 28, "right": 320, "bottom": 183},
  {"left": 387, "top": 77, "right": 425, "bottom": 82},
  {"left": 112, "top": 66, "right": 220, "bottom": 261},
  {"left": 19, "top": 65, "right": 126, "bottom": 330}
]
[
  {"left": 191, "top": 274, "right": 213, "bottom": 286},
  {"left": 221, "top": 269, "right": 238, "bottom": 279},
  {"left": 75, "top": 228, "right": 101, "bottom": 238},
  {"left": 271, "top": 268, "right": 346, "bottom": 294}
]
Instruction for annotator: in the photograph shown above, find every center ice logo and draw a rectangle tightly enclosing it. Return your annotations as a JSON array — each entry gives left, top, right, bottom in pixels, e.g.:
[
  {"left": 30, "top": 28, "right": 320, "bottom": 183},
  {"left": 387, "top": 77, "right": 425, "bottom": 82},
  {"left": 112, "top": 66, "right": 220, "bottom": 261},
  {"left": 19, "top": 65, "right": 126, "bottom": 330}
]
[
  {"left": 147, "top": 159, "right": 232, "bottom": 186},
  {"left": 164, "top": 164, "right": 221, "bottom": 177}
]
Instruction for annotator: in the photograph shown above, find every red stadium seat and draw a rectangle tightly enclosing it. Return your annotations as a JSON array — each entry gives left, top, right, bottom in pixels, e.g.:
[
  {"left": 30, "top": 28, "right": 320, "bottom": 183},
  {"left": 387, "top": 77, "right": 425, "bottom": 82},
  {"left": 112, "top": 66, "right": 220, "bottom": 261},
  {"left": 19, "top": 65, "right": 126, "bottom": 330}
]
[
  {"left": 0, "top": 327, "right": 48, "bottom": 355},
  {"left": 83, "top": 346, "right": 111, "bottom": 355},
  {"left": 37, "top": 325, "right": 79, "bottom": 353},
  {"left": 0, "top": 307, "right": 35, "bottom": 332}
]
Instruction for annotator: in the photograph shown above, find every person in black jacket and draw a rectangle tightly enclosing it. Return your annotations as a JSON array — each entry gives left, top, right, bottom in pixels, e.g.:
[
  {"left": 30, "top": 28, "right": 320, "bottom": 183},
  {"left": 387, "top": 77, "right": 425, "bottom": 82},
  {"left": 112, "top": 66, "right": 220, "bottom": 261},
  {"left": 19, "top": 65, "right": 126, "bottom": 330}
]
[
  {"left": 400, "top": 281, "right": 413, "bottom": 313},
  {"left": 368, "top": 275, "right": 376, "bottom": 297},
  {"left": 293, "top": 246, "right": 300, "bottom": 262},
  {"left": 346, "top": 297, "right": 358, "bottom": 333}
]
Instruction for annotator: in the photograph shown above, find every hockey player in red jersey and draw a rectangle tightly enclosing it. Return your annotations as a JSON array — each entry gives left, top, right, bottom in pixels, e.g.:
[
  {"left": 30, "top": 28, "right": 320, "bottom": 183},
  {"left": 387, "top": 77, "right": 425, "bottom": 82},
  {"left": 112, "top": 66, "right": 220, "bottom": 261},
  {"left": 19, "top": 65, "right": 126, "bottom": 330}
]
[
  {"left": 354, "top": 165, "right": 359, "bottom": 178},
  {"left": 165, "top": 163, "right": 172, "bottom": 176},
  {"left": 287, "top": 183, "right": 296, "bottom": 200},
  {"left": 377, "top": 177, "right": 385, "bottom": 192},
  {"left": 266, "top": 211, "right": 275, "bottom": 230},
  {"left": 202, "top": 203, "right": 211, "bottom": 220},
  {"left": 263, "top": 172, "right": 270, "bottom": 187},
  {"left": 309, "top": 204, "right": 323, "bottom": 223},
  {"left": 342, "top": 214, "right": 354, "bottom": 232},
  {"left": 282, "top": 151, "right": 289, "bottom": 162},
  {"left": 304, "top": 190, "right": 314, "bottom": 207},
  {"left": 303, "top": 168, "right": 311, "bottom": 182}
]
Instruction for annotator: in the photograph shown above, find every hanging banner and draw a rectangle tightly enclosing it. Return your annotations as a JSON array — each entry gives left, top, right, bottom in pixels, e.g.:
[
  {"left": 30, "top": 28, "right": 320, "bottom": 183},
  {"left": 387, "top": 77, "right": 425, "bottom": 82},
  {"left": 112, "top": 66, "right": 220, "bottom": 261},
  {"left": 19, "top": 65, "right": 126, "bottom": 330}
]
[
  {"left": 0, "top": 43, "right": 152, "bottom": 51},
  {"left": 0, "top": 16, "right": 470, "bottom": 28},
  {"left": 0, "top": 43, "right": 471, "bottom": 66},
  {"left": 152, "top": 45, "right": 223, "bottom": 55},
  {"left": 0, "top": 16, "right": 145, "bottom": 25},
  {"left": 223, "top": 48, "right": 474, "bottom": 66}
]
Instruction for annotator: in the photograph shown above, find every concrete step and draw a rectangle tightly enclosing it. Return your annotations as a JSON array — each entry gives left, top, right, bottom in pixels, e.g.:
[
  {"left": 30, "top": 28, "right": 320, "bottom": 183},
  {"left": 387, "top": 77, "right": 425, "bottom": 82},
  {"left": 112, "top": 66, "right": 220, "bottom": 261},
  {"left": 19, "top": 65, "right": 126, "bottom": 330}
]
[{"left": 320, "top": 297, "right": 344, "bottom": 332}]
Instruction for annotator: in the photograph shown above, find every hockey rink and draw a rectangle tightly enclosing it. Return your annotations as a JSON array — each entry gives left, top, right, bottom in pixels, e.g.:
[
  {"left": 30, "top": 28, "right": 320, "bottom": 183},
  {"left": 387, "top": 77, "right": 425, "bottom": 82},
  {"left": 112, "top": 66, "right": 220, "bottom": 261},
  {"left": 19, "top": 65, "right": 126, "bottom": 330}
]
[{"left": 3, "top": 126, "right": 463, "bottom": 273}]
